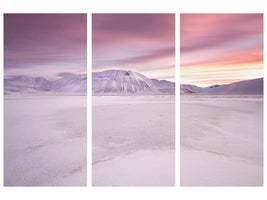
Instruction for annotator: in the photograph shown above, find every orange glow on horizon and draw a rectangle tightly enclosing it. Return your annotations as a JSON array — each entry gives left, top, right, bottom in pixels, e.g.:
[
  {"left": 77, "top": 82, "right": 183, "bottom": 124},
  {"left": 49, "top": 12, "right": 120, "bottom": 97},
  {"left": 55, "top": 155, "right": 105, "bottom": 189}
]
[
  {"left": 181, "top": 61, "right": 263, "bottom": 87},
  {"left": 144, "top": 68, "right": 175, "bottom": 82},
  {"left": 180, "top": 14, "right": 263, "bottom": 87}
]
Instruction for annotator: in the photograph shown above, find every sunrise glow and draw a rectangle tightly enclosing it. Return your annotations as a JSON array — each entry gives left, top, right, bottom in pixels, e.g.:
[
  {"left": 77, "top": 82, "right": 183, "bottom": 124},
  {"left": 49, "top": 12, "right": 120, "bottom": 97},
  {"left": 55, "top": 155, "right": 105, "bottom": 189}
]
[{"left": 180, "top": 14, "right": 263, "bottom": 87}]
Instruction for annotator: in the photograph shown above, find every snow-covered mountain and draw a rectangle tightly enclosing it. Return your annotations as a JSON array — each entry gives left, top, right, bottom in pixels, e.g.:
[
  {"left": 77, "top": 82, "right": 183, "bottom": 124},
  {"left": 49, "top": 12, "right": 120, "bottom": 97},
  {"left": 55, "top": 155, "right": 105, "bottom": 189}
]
[
  {"left": 51, "top": 74, "right": 87, "bottom": 93},
  {"left": 4, "top": 74, "right": 87, "bottom": 94},
  {"left": 180, "top": 84, "right": 203, "bottom": 94},
  {"left": 92, "top": 70, "right": 175, "bottom": 94},
  {"left": 4, "top": 76, "right": 52, "bottom": 93},
  {"left": 181, "top": 78, "right": 263, "bottom": 95}
]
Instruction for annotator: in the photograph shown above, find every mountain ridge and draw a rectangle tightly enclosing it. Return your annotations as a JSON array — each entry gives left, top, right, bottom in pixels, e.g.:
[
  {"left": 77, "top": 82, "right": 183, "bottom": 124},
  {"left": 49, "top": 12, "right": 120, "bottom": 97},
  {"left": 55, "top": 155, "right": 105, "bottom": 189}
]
[
  {"left": 4, "top": 70, "right": 175, "bottom": 95},
  {"left": 4, "top": 74, "right": 87, "bottom": 94},
  {"left": 181, "top": 78, "right": 263, "bottom": 95}
]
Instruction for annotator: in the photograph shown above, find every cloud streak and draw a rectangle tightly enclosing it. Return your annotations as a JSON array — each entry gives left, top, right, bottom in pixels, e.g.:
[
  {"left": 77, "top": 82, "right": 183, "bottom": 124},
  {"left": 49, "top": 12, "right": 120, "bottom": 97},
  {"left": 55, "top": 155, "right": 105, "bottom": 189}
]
[
  {"left": 180, "top": 14, "right": 263, "bottom": 86},
  {"left": 4, "top": 14, "right": 87, "bottom": 79},
  {"left": 92, "top": 14, "right": 175, "bottom": 81}
]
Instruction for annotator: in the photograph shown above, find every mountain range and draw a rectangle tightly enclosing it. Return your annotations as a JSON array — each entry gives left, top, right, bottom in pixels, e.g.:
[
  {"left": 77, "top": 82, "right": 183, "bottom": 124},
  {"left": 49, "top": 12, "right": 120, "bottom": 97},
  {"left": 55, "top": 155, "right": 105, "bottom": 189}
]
[
  {"left": 4, "top": 73, "right": 87, "bottom": 94},
  {"left": 4, "top": 70, "right": 263, "bottom": 95},
  {"left": 4, "top": 70, "right": 175, "bottom": 94}
]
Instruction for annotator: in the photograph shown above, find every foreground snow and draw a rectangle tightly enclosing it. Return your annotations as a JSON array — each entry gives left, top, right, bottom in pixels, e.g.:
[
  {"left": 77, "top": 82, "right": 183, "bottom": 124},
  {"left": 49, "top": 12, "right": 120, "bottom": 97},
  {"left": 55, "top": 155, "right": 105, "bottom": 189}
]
[
  {"left": 4, "top": 95, "right": 87, "bottom": 186},
  {"left": 92, "top": 95, "right": 175, "bottom": 186},
  {"left": 180, "top": 95, "right": 263, "bottom": 186},
  {"left": 93, "top": 150, "right": 175, "bottom": 186}
]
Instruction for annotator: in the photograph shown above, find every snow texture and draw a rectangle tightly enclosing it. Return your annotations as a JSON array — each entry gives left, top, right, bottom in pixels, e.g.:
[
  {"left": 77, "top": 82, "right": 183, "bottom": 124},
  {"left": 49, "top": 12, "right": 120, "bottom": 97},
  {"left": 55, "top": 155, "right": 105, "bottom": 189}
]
[
  {"left": 4, "top": 95, "right": 87, "bottom": 186},
  {"left": 92, "top": 95, "right": 175, "bottom": 186},
  {"left": 180, "top": 95, "right": 263, "bottom": 186}
]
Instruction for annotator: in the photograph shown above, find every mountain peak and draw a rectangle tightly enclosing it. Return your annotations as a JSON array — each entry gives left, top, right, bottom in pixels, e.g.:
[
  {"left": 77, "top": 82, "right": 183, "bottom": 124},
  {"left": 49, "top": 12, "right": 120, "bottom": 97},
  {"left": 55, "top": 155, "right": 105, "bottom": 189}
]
[{"left": 92, "top": 70, "right": 175, "bottom": 94}]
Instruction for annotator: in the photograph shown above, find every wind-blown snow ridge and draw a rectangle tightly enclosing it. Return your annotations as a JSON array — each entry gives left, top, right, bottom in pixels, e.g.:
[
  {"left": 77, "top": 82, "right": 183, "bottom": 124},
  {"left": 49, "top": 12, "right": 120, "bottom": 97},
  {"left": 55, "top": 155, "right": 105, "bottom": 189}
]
[
  {"left": 4, "top": 74, "right": 87, "bottom": 94},
  {"left": 180, "top": 78, "right": 263, "bottom": 95},
  {"left": 92, "top": 70, "right": 175, "bottom": 94}
]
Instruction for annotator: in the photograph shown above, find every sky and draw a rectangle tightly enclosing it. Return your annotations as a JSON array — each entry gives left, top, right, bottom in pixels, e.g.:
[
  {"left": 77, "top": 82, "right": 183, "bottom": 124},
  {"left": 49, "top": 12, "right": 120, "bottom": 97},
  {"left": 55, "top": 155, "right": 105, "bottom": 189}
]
[
  {"left": 4, "top": 14, "right": 87, "bottom": 80},
  {"left": 92, "top": 14, "right": 175, "bottom": 81},
  {"left": 180, "top": 14, "right": 263, "bottom": 87}
]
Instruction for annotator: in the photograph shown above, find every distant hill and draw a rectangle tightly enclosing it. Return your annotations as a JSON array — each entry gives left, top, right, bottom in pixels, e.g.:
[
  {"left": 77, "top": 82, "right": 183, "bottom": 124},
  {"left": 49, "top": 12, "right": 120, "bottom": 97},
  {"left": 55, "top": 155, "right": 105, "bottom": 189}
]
[{"left": 181, "top": 78, "right": 263, "bottom": 95}]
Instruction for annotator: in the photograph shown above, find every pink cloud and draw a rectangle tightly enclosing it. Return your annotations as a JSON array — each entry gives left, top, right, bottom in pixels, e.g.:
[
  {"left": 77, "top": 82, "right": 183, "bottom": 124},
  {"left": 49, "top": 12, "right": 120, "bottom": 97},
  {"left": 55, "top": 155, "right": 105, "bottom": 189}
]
[
  {"left": 92, "top": 14, "right": 175, "bottom": 80},
  {"left": 180, "top": 14, "right": 263, "bottom": 85},
  {"left": 181, "top": 14, "right": 263, "bottom": 54},
  {"left": 93, "top": 14, "right": 174, "bottom": 46},
  {"left": 4, "top": 14, "right": 87, "bottom": 76}
]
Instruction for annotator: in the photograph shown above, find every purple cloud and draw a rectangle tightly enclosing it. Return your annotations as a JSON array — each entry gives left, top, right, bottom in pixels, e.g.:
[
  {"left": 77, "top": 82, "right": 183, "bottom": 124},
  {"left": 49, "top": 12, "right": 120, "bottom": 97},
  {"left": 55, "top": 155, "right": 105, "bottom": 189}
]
[{"left": 4, "top": 14, "right": 87, "bottom": 78}]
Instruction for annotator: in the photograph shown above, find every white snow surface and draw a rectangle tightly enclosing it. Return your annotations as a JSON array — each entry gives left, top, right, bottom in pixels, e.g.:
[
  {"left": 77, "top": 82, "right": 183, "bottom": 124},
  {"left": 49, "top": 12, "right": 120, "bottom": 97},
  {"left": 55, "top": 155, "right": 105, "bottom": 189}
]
[
  {"left": 180, "top": 95, "right": 263, "bottom": 186},
  {"left": 93, "top": 150, "right": 175, "bottom": 186},
  {"left": 92, "top": 70, "right": 175, "bottom": 94},
  {"left": 92, "top": 95, "right": 175, "bottom": 186},
  {"left": 4, "top": 95, "right": 87, "bottom": 186},
  {"left": 181, "top": 78, "right": 263, "bottom": 95}
]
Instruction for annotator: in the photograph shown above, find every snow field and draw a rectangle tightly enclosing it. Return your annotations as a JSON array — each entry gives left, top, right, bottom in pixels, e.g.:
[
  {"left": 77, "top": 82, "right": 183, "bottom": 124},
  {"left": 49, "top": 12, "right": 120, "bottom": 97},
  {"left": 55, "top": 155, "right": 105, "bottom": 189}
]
[
  {"left": 4, "top": 95, "right": 87, "bottom": 186},
  {"left": 92, "top": 95, "right": 175, "bottom": 186},
  {"left": 180, "top": 95, "right": 263, "bottom": 186}
]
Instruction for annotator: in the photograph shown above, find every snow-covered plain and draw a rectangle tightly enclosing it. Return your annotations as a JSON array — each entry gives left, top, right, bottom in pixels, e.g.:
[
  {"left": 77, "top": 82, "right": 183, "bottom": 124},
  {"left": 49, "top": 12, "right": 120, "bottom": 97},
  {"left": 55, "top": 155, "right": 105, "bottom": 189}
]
[
  {"left": 4, "top": 95, "right": 87, "bottom": 186},
  {"left": 180, "top": 95, "right": 263, "bottom": 186},
  {"left": 92, "top": 95, "right": 175, "bottom": 186}
]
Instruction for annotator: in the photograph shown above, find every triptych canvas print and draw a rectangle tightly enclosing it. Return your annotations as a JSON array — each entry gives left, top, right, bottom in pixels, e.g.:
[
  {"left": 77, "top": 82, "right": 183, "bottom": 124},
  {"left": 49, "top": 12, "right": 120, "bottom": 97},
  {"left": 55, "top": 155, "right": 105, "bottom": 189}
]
[{"left": 3, "top": 13, "right": 263, "bottom": 187}]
